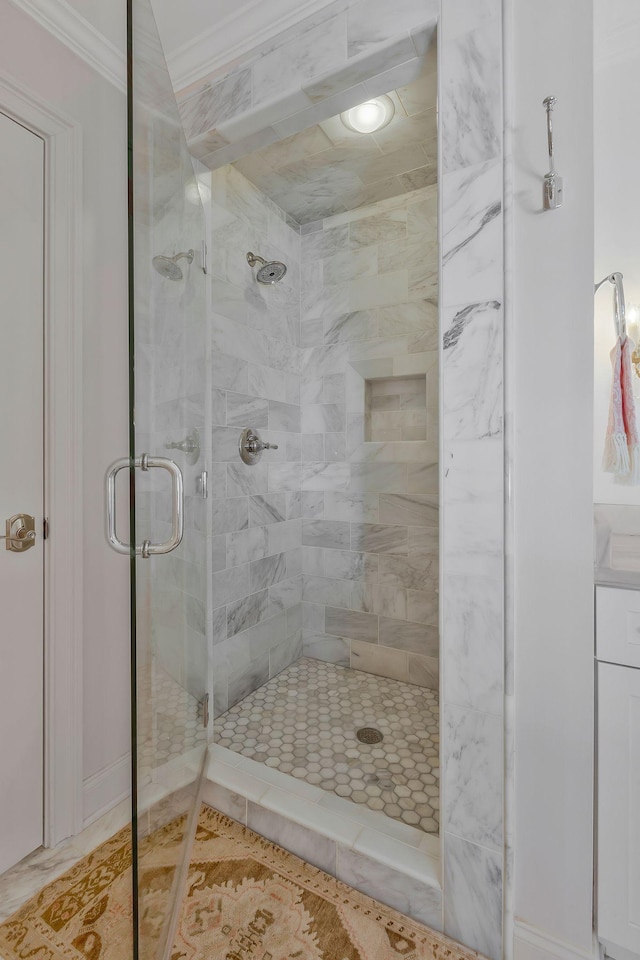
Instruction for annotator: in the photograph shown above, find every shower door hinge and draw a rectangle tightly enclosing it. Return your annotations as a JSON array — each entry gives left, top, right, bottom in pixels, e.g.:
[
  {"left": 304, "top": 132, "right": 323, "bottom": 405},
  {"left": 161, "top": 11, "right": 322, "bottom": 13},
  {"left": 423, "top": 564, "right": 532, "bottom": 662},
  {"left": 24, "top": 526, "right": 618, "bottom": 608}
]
[
  {"left": 201, "top": 692, "right": 209, "bottom": 728},
  {"left": 196, "top": 470, "right": 208, "bottom": 499},
  {"left": 43, "top": 517, "right": 49, "bottom": 540},
  {"left": 201, "top": 240, "right": 208, "bottom": 275}
]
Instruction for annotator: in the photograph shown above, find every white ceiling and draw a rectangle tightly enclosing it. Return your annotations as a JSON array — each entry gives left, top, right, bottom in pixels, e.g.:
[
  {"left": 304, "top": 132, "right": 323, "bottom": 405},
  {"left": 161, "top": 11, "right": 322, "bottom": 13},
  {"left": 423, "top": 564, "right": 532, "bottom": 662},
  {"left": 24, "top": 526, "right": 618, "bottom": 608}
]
[
  {"left": 61, "top": 0, "right": 263, "bottom": 55},
  {"left": 153, "top": 0, "right": 340, "bottom": 90},
  {"left": 60, "top": 0, "right": 339, "bottom": 90},
  {"left": 152, "top": 0, "right": 245, "bottom": 55},
  {"left": 595, "top": 0, "right": 640, "bottom": 67},
  {"left": 594, "top": 0, "right": 640, "bottom": 37}
]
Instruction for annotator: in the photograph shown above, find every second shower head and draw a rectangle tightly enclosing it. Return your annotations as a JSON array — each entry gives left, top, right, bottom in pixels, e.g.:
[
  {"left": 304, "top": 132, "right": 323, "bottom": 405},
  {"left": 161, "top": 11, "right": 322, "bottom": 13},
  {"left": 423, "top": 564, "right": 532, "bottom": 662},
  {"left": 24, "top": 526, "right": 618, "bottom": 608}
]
[
  {"left": 247, "top": 251, "right": 287, "bottom": 284},
  {"left": 152, "top": 249, "right": 194, "bottom": 281}
]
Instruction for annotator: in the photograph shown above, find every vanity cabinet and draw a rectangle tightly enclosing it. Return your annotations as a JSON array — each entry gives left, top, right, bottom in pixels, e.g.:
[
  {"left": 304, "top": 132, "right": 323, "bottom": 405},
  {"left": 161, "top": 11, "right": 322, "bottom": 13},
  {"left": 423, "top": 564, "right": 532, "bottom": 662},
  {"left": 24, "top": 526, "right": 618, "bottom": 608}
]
[{"left": 597, "top": 586, "right": 640, "bottom": 960}]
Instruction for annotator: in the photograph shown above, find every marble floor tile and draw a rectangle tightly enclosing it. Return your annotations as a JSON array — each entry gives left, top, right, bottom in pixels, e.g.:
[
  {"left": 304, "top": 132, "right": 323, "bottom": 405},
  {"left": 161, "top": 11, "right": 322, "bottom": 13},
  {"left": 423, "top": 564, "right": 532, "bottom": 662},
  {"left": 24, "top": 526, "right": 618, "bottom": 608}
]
[{"left": 214, "top": 658, "right": 439, "bottom": 834}]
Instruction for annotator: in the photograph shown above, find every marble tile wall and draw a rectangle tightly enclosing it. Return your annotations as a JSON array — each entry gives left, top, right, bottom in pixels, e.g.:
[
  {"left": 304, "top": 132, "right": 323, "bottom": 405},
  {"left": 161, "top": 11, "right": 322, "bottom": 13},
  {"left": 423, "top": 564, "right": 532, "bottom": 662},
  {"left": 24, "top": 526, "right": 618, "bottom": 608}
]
[
  {"left": 207, "top": 163, "right": 304, "bottom": 718},
  {"left": 140, "top": 188, "right": 209, "bottom": 704},
  {"left": 298, "top": 184, "right": 439, "bottom": 691},
  {"left": 439, "top": 2, "right": 504, "bottom": 958}
]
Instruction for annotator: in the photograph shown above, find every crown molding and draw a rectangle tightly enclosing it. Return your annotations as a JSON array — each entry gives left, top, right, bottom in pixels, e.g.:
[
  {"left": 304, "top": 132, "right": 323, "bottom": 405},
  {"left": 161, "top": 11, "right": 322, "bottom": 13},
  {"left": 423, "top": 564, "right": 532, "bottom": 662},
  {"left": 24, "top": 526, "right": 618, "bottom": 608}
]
[
  {"left": 8, "top": 0, "right": 126, "bottom": 91},
  {"left": 167, "top": 0, "right": 339, "bottom": 93}
]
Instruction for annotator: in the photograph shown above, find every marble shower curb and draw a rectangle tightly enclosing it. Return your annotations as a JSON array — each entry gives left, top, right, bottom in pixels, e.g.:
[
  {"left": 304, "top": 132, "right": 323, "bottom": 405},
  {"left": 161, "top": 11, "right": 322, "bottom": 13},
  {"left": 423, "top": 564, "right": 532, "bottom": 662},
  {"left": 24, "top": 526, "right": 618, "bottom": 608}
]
[{"left": 204, "top": 744, "right": 443, "bottom": 929}]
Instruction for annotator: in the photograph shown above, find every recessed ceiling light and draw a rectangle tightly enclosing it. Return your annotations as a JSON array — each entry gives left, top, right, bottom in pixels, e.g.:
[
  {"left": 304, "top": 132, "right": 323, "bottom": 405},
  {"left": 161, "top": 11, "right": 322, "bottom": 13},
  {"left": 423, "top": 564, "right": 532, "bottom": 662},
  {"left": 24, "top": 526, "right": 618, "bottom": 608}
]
[
  {"left": 185, "top": 177, "right": 211, "bottom": 206},
  {"left": 340, "top": 95, "right": 395, "bottom": 134}
]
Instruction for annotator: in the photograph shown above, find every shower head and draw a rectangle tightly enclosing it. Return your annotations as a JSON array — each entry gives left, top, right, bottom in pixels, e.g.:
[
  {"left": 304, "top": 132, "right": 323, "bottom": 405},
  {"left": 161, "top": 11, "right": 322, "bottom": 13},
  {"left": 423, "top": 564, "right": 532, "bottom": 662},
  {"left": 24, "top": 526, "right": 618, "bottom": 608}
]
[
  {"left": 246, "top": 251, "right": 287, "bottom": 285},
  {"left": 152, "top": 249, "right": 194, "bottom": 281}
]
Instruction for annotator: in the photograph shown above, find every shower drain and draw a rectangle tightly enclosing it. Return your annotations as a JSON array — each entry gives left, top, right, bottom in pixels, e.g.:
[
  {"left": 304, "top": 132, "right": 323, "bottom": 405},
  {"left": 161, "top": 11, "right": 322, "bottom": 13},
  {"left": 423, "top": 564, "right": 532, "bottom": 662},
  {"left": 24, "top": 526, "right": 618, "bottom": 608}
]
[{"left": 356, "top": 727, "right": 384, "bottom": 744}]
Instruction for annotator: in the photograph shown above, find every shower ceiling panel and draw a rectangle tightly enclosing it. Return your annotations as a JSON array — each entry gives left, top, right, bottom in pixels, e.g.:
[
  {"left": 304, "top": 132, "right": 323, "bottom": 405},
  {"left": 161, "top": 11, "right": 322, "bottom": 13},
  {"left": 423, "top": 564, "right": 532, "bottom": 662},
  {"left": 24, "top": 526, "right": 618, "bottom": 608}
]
[{"left": 232, "top": 67, "right": 436, "bottom": 225}]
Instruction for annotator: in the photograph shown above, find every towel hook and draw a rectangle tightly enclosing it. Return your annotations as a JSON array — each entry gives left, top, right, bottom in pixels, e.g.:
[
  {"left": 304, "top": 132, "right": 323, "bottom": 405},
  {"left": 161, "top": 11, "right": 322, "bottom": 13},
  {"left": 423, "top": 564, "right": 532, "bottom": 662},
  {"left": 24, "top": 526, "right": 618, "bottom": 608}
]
[
  {"left": 543, "top": 96, "right": 564, "bottom": 210},
  {"left": 595, "top": 272, "right": 627, "bottom": 339}
]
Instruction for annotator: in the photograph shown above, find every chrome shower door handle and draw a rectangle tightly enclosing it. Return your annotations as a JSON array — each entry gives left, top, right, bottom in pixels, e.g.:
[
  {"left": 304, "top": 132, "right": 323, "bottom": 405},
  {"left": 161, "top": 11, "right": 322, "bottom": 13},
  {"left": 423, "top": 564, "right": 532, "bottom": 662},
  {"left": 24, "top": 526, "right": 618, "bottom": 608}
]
[{"left": 106, "top": 454, "right": 184, "bottom": 558}]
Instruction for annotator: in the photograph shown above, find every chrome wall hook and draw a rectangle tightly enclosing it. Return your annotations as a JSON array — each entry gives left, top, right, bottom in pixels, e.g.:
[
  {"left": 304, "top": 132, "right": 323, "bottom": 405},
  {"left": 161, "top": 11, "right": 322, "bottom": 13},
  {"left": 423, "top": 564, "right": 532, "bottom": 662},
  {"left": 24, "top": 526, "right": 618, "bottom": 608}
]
[
  {"left": 543, "top": 96, "right": 563, "bottom": 210},
  {"left": 595, "top": 272, "right": 627, "bottom": 340}
]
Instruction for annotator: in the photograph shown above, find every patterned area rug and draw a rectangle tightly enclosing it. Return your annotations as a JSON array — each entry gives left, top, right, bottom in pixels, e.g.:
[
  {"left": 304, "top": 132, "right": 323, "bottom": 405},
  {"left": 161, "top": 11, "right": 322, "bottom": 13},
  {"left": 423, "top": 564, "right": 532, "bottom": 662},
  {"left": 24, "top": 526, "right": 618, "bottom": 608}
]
[{"left": 0, "top": 805, "right": 480, "bottom": 960}]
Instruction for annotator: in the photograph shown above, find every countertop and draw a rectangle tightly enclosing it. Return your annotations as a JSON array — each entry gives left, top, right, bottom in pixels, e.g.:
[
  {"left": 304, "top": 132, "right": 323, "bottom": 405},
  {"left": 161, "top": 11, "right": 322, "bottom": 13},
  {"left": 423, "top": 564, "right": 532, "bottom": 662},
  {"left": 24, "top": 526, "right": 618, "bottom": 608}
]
[{"left": 595, "top": 504, "right": 640, "bottom": 589}]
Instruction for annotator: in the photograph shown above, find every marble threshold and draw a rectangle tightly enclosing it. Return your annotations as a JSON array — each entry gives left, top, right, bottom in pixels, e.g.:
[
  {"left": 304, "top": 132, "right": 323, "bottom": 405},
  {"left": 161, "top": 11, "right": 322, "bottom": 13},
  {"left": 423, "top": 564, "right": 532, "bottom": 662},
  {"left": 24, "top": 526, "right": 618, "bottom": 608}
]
[
  {"left": 0, "top": 796, "right": 132, "bottom": 924},
  {"left": 204, "top": 743, "right": 442, "bottom": 927}
]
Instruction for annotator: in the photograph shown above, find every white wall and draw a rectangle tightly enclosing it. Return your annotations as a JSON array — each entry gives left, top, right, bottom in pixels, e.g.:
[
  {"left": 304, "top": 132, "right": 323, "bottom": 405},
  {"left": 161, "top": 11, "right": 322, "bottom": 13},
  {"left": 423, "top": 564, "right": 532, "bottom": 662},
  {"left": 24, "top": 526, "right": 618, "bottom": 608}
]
[
  {"left": 593, "top": 4, "right": 640, "bottom": 505},
  {"left": 0, "top": 2, "right": 130, "bottom": 826},
  {"left": 510, "top": 0, "right": 595, "bottom": 957}
]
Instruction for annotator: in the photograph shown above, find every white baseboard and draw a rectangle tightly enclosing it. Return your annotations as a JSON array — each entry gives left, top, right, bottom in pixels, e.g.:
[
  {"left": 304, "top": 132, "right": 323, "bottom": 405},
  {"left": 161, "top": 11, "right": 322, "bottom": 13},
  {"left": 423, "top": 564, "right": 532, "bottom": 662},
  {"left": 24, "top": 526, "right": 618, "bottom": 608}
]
[
  {"left": 599, "top": 938, "right": 640, "bottom": 960},
  {"left": 514, "top": 921, "right": 598, "bottom": 960},
  {"left": 82, "top": 754, "right": 131, "bottom": 828}
]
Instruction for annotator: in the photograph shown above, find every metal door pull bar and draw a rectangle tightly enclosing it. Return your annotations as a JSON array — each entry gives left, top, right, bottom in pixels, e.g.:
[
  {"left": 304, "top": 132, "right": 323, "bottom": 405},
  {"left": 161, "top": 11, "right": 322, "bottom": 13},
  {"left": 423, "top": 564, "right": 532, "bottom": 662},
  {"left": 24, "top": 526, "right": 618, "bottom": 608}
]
[{"left": 106, "top": 455, "right": 183, "bottom": 557}]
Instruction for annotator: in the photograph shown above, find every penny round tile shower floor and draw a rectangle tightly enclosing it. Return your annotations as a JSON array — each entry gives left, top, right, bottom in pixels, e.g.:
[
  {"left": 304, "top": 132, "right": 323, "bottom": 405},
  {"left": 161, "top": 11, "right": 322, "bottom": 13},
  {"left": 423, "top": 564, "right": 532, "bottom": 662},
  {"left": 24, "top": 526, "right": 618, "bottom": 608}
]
[{"left": 214, "top": 658, "right": 439, "bottom": 834}]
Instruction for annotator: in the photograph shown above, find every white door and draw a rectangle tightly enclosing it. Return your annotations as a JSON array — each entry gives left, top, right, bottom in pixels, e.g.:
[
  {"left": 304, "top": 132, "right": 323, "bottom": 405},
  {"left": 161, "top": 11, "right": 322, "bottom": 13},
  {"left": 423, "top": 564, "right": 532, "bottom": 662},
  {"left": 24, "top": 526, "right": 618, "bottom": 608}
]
[{"left": 0, "top": 112, "right": 44, "bottom": 875}]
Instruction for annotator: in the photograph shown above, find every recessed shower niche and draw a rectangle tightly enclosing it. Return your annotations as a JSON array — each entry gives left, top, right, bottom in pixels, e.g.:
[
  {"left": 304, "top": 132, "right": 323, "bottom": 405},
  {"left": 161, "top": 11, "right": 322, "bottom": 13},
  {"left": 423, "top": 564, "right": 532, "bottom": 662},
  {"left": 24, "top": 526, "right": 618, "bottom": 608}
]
[{"left": 365, "top": 374, "right": 428, "bottom": 441}]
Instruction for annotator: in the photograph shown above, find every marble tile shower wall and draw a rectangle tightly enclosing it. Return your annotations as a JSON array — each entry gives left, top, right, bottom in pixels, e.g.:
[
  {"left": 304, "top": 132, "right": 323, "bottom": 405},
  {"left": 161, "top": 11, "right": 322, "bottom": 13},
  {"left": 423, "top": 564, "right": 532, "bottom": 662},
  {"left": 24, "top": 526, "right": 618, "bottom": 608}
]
[
  {"left": 439, "top": 4, "right": 504, "bottom": 958},
  {"left": 298, "top": 184, "right": 440, "bottom": 690},
  {"left": 134, "top": 106, "right": 209, "bottom": 709},
  {"left": 208, "top": 164, "right": 304, "bottom": 718}
]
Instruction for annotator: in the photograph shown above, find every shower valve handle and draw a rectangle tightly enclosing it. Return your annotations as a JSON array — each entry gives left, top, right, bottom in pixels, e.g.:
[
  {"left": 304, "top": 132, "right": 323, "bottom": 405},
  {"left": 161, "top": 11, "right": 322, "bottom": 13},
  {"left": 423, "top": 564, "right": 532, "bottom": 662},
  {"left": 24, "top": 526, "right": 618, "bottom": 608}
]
[
  {"left": 164, "top": 428, "right": 200, "bottom": 465},
  {"left": 239, "top": 428, "right": 278, "bottom": 465},
  {"left": 248, "top": 437, "right": 278, "bottom": 453}
]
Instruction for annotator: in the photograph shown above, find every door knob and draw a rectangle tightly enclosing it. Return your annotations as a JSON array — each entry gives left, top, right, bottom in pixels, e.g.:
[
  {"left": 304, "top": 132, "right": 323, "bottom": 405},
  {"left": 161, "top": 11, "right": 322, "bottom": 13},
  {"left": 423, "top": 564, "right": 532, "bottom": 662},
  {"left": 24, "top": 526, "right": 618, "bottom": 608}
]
[{"left": 2, "top": 514, "right": 36, "bottom": 552}]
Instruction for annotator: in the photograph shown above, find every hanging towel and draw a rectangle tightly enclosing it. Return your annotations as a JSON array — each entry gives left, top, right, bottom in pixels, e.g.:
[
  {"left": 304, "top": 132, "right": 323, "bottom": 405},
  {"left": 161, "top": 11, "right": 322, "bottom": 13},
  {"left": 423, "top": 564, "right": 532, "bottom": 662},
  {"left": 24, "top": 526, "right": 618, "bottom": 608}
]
[{"left": 603, "top": 334, "right": 640, "bottom": 483}]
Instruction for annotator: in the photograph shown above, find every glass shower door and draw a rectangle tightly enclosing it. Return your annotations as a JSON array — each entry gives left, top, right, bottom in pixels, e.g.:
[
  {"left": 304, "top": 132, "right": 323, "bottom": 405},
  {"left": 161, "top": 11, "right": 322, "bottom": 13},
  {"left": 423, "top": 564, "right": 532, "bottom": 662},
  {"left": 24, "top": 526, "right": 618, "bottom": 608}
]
[{"left": 128, "top": 0, "right": 209, "bottom": 955}]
